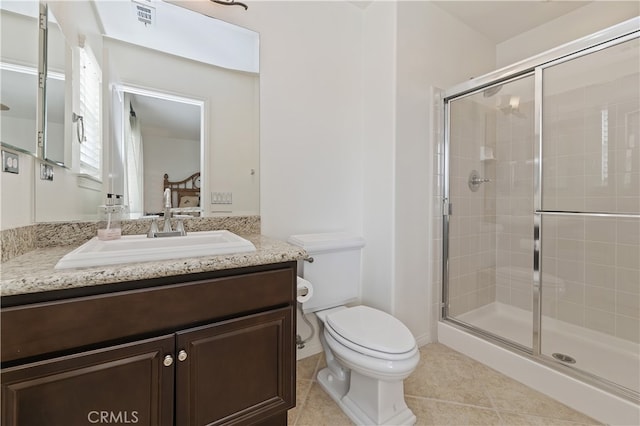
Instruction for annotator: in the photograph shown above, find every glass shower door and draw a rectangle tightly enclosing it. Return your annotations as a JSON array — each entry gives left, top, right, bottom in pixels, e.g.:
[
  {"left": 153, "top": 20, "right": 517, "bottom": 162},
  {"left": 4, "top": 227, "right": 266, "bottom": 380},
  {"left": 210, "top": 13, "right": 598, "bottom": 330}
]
[
  {"left": 539, "top": 36, "right": 640, "bottom": 395},
  {"left": 446, "top": 74, "right": 536, "bottom": 350}
]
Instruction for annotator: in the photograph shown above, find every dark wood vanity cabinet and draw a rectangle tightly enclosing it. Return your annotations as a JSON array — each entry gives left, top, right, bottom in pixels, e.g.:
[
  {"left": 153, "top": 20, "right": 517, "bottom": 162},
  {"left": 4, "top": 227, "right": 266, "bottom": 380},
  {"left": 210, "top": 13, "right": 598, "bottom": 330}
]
[
  {"left": 2, "top": 335, "right": 175, "bottom": 425},
  {"left": 1, "top": 262, "right": 297, "bottom": 426}
]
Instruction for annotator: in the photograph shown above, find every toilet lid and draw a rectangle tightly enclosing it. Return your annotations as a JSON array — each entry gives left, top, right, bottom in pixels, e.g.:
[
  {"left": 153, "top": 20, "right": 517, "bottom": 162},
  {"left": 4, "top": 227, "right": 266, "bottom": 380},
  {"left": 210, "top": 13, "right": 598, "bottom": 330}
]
[{"left": 326, "top": 306, "right": 416, "bottom": 354}]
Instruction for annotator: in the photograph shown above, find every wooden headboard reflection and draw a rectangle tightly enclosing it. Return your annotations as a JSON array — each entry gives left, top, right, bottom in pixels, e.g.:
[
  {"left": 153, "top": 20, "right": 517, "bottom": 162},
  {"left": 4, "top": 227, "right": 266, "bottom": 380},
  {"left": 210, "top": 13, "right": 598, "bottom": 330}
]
[{"left": 163, "top": 172, "right": 200, "bottom": 209}]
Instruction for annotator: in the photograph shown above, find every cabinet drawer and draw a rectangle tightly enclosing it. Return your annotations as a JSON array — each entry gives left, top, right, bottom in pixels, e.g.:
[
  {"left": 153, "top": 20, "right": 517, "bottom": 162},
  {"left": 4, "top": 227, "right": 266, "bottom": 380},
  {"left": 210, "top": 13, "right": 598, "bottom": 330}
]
[{"left": 1, "top": 267, "right": 295, "bottom": 363}]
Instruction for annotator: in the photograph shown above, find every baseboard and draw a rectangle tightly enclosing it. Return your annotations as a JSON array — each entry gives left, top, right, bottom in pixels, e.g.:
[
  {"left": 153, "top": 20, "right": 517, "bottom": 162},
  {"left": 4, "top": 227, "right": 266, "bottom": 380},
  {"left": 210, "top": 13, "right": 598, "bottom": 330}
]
[{"left": 414, "top": 332, "right": 432, "bottom": 348}]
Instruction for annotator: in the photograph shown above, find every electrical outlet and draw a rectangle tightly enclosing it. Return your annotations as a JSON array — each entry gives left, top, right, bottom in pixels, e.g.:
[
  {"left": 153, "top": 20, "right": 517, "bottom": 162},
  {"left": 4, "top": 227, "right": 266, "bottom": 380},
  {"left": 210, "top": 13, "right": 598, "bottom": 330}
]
[
  {"left": 2, "top": 150, "right": 19, "bottom": 174},
  {"left": 40, "top": 163, "right": 54, "bottom": 181}
]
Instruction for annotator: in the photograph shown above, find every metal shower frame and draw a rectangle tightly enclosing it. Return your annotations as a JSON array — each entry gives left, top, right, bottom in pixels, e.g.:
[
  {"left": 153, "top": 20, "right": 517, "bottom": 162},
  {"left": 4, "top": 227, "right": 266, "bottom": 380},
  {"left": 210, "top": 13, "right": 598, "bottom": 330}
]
[{"left": 439, "top": 17, "right": 640, "bottom": 403}]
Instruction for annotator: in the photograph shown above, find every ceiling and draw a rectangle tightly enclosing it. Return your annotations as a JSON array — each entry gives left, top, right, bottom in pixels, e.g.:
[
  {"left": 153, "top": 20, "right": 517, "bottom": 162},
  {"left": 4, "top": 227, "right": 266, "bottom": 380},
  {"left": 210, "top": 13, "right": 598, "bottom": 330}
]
[
  {"left": 432, "top": 1, "right": 592, "bottom": 43},
  {"left": 129, "top": 93, "right": 201, "bottom": 142}
]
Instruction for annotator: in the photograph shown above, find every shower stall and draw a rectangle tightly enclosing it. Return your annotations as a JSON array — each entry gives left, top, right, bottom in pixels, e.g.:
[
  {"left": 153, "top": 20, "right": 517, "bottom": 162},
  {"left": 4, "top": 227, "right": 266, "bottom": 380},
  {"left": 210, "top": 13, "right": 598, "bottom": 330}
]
[{"left": 439, "top": 17, "right": 639, "bottom": 413}]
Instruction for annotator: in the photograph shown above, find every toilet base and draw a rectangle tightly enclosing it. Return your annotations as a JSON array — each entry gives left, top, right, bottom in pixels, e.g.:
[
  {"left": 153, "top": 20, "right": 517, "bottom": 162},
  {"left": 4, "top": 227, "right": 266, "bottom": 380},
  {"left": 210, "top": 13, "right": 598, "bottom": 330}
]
[{"left": 317, "top": 368, "right": 417, "bottom": 426}]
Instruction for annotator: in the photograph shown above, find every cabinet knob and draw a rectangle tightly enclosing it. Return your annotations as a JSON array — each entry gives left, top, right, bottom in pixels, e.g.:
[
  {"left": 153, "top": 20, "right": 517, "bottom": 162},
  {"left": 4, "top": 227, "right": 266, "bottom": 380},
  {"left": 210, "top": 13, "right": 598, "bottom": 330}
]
[
  {"left": 178, "top": 350, "right": 188, "bottom": 362},
  {"left": 163, "top": 355, "right": 174, "bottom": 367}
]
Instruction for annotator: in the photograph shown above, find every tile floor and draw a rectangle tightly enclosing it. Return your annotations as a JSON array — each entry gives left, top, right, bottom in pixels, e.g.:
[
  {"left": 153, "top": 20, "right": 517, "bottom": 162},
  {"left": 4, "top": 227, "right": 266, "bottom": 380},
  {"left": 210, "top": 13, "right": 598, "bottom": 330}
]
[{"left": 288, "top": 343, "right": 601, "bottom": 426}]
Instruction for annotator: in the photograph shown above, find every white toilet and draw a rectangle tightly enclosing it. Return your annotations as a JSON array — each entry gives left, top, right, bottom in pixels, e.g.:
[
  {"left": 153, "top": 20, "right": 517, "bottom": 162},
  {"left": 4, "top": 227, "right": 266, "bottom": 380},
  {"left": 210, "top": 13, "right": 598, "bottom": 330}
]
[{"left": 288, "top": 233, "right": 419, "bottom": 426}]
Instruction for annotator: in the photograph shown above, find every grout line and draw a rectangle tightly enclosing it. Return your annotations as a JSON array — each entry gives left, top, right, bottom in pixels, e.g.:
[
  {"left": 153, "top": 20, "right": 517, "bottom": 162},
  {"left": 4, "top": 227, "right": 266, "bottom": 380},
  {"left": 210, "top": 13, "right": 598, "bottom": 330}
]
[
  {"left": 292, "top": 353, "right": 323, "bottom": 425},
  {"left": 494, "top": 409, "right": 604, "bottom": 426},
  {"left": 405, "top": 395, "right": 600, "bottom": 426},
  {"left": 404, "top": 394, "right": 497, "bottom": 412},
  {"left": 311, "top": 353, "right": 324, "bottom": 382},
  {"left": 492, "top": 406, "right": 603, "bottom": 426},
  {"left": 291, "top": 379, "right": 315, "bottom": 426}
]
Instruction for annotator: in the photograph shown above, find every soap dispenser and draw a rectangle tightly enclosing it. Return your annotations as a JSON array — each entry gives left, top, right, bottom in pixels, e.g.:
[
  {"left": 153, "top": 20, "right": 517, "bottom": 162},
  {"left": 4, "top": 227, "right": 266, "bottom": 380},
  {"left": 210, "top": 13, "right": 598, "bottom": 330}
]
[{"left": 97, "top": 194, "right": 123, "bottom": 240}]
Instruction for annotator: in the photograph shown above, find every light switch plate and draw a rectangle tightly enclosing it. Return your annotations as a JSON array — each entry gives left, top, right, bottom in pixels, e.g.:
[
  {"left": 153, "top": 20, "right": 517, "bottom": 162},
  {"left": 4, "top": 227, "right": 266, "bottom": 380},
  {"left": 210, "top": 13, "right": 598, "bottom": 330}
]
[
  {"left": 2, "top": 150, "right": 19, "bottom": 174},
  {"left": 211, "top": 192, "right": 232, "bottom": 204}
]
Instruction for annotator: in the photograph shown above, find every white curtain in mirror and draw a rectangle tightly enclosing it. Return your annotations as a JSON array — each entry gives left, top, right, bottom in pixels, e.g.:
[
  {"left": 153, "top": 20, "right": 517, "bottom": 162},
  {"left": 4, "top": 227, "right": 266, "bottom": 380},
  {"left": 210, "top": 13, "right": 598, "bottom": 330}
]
[{"left": 124, "top": 93, "right": 144, "bottom": 215}]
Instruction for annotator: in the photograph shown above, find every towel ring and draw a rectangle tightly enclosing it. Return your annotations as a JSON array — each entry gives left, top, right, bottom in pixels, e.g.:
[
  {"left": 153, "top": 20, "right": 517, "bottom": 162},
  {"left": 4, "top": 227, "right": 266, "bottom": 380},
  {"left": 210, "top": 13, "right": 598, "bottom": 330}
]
[{"left": 72, "top": 112, "right": 85, "bottom": 144}]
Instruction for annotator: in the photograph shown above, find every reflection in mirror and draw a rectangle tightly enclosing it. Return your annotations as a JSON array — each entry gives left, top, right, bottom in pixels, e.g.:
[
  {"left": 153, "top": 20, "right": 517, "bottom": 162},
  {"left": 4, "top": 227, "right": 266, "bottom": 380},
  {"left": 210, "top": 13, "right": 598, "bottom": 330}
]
[
  {"left": 98, "top": 0, "right": 260, "bottom": 218},
  {"left": 0, "top": 2, "right": 39, "bottom": 155},
  {"left": 33, "top": 0, "right": 260, "bottom": 223},
  {"left": 43, "top": 7, "right": 69, "bottom": 166},
  {"left": 123, "top": 90, "right": 202, "bottom": 218}
]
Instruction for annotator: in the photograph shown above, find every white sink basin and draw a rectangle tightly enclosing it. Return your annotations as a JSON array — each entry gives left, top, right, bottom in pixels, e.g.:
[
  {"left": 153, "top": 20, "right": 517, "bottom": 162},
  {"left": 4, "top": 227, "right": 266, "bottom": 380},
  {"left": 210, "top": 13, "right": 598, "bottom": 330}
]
[{"left": 55, "top": 230, "right": 256, "bottom": 269}]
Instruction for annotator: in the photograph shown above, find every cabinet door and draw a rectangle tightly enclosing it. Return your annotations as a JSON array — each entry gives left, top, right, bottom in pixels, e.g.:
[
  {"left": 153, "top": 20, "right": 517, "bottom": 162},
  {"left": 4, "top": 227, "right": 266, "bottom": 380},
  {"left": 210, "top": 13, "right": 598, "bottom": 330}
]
[
  {"left": 1, "top": 335, "right": 175, "bottom": 426},
  {"left": 175, "top": 306, "right": 295, "bottom": 426}
]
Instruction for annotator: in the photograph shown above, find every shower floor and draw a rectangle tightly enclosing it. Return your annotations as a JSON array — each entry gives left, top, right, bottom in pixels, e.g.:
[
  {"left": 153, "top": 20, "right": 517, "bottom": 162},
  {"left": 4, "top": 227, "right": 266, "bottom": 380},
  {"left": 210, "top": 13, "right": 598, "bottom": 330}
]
[{"left": 457, "top": 302, "right": 640, "bottom": 394}]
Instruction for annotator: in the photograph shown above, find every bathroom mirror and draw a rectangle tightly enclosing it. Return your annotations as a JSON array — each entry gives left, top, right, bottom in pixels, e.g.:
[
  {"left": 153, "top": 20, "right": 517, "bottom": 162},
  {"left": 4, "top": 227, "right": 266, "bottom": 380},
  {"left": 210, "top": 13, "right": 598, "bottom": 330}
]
[
  {"left": 33, "top": 0, "right": 260, "bottom": 222},
  {"left": 0, "top": 1, "right": 39, "bottom": 156},
  {"left": 43, "top": 5, "right": 70, "bottom": 166}
]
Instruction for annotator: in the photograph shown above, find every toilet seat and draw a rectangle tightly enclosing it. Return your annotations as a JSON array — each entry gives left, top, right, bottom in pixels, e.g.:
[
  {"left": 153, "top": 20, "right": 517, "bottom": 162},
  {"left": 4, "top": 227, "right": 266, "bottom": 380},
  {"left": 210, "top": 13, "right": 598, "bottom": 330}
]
[{"left": 325, "top": 306, "right": 417, "bottom": 361}]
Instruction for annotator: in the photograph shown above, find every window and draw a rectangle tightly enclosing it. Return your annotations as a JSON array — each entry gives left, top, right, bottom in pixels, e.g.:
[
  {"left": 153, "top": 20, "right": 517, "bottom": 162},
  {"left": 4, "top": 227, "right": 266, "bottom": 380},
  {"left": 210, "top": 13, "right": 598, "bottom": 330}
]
[{"left": 77, "top": 45, "right": 102, "bottom": 180}]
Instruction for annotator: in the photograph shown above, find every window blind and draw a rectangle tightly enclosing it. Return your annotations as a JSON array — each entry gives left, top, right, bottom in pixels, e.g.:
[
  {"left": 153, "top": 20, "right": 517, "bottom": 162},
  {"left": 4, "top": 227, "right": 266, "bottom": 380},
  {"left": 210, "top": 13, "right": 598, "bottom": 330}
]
[{"left": 78, "top": 46, "right": 102, "bottom": 180}]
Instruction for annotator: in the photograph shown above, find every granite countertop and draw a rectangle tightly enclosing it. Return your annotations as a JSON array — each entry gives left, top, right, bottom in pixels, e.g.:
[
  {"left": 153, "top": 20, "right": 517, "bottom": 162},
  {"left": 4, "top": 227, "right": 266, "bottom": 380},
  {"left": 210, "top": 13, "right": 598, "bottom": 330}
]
[{"left": 0, "top": 234, "right": 306, "bottom": 297}]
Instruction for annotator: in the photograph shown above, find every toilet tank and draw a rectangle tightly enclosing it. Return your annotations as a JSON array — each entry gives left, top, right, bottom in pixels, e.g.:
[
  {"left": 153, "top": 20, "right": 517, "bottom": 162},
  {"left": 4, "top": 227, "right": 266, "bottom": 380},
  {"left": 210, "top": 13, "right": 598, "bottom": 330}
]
[{"left": 288, "top": 233, "right": 365, "bottom": 314}]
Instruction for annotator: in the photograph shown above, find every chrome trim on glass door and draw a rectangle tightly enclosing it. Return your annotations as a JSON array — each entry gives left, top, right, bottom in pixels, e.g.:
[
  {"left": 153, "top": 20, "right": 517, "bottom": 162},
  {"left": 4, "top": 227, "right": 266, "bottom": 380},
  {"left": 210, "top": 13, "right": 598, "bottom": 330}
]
[
  {"left": 532, "top": 67, "right": 543, "bottom": 357},
  {"left": 536, "top": 211, "right": 640, "bottom": 218},
  {"left": 441, "top": 98, "right": 451, "bottom": 320},
  {"left": 443, "top": 17, "right": 639, "bottom": 100}
]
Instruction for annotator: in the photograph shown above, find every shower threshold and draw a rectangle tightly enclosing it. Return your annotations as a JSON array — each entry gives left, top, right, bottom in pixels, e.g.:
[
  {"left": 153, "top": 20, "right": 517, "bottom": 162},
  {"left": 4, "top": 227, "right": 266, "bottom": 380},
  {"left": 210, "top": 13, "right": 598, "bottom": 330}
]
[{"left": 456, "top": 302, "right": 639, "bottom": 394}]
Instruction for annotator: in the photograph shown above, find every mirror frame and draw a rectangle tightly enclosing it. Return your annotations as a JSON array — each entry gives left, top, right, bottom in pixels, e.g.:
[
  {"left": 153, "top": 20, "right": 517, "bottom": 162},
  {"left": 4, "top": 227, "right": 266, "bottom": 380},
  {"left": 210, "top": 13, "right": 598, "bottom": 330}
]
[
  {"left": 120, "top": 84, "right": 206, "bottom": 218},
  {"left": 37, "top": 1, "right": 46, "bottom": 160}
]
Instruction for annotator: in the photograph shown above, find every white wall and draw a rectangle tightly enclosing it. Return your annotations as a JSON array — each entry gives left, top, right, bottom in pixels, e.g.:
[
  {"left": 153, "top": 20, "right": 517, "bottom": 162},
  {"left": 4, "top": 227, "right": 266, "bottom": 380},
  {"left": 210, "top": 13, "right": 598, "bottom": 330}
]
[
  {"left": 0, "top": 151, "right": 34, "bottom": 230},
  {"left": 143, "top": 136, "right": 200, "bottom": 214},
  {"left": 253, "top": 2, "right": 365, "bottom": 239},
  {"left": 361, "top": 1, "right": 397, "bottom": 316},
  {"left": 34, "top": 166, "right": 103, "bottom": 222},
  {"left": 193, "top": 1, "right": 364, "bottom": 239},
  {"left": 497, "top": 1, "right": 640, "bottom": 67},
  {"left": 393, "top": 2, "right": 496, "bottom": 343}
]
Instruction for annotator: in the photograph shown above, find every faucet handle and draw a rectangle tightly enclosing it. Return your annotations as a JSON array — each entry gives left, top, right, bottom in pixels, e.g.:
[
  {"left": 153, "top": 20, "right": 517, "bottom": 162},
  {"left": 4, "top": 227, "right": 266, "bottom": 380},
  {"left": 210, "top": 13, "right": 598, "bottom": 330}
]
[
  {"left": 143, "top": 215, "right": 160, "bottom": 238},
  {"left": 174, "top": 214, "right": 191, "bottom": 236}
]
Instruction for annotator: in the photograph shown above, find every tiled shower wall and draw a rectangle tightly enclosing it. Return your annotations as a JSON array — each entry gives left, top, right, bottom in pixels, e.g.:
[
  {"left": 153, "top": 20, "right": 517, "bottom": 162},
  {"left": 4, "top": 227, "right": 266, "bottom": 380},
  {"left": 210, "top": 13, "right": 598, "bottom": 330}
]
[
  {"left": 494, "top": 83, "right": 536, "bottom": 313},
  {"left": 447, "top": 100, "right": 498, "bottom": 316},
  {"left": 540, "top": 43, "right": 640, "bottom": 343}
]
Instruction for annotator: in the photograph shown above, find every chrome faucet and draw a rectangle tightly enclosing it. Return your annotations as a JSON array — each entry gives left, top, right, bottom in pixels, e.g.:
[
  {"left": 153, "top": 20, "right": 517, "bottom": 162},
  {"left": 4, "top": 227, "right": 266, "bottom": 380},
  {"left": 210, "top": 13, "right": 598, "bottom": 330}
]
[
  {"left": 146, "top": 189, "right": 187, "bottom": 238},
  {"left": 163, "top": 188, "right": 173, "bottom": 232}
]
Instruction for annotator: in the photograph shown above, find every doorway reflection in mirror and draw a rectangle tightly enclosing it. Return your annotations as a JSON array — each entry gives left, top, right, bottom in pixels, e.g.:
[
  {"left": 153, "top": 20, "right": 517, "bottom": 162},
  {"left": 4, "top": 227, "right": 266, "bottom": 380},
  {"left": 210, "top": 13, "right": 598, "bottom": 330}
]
[{"left": 122, "top": 89, "right": 202, "bottom": 218}]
